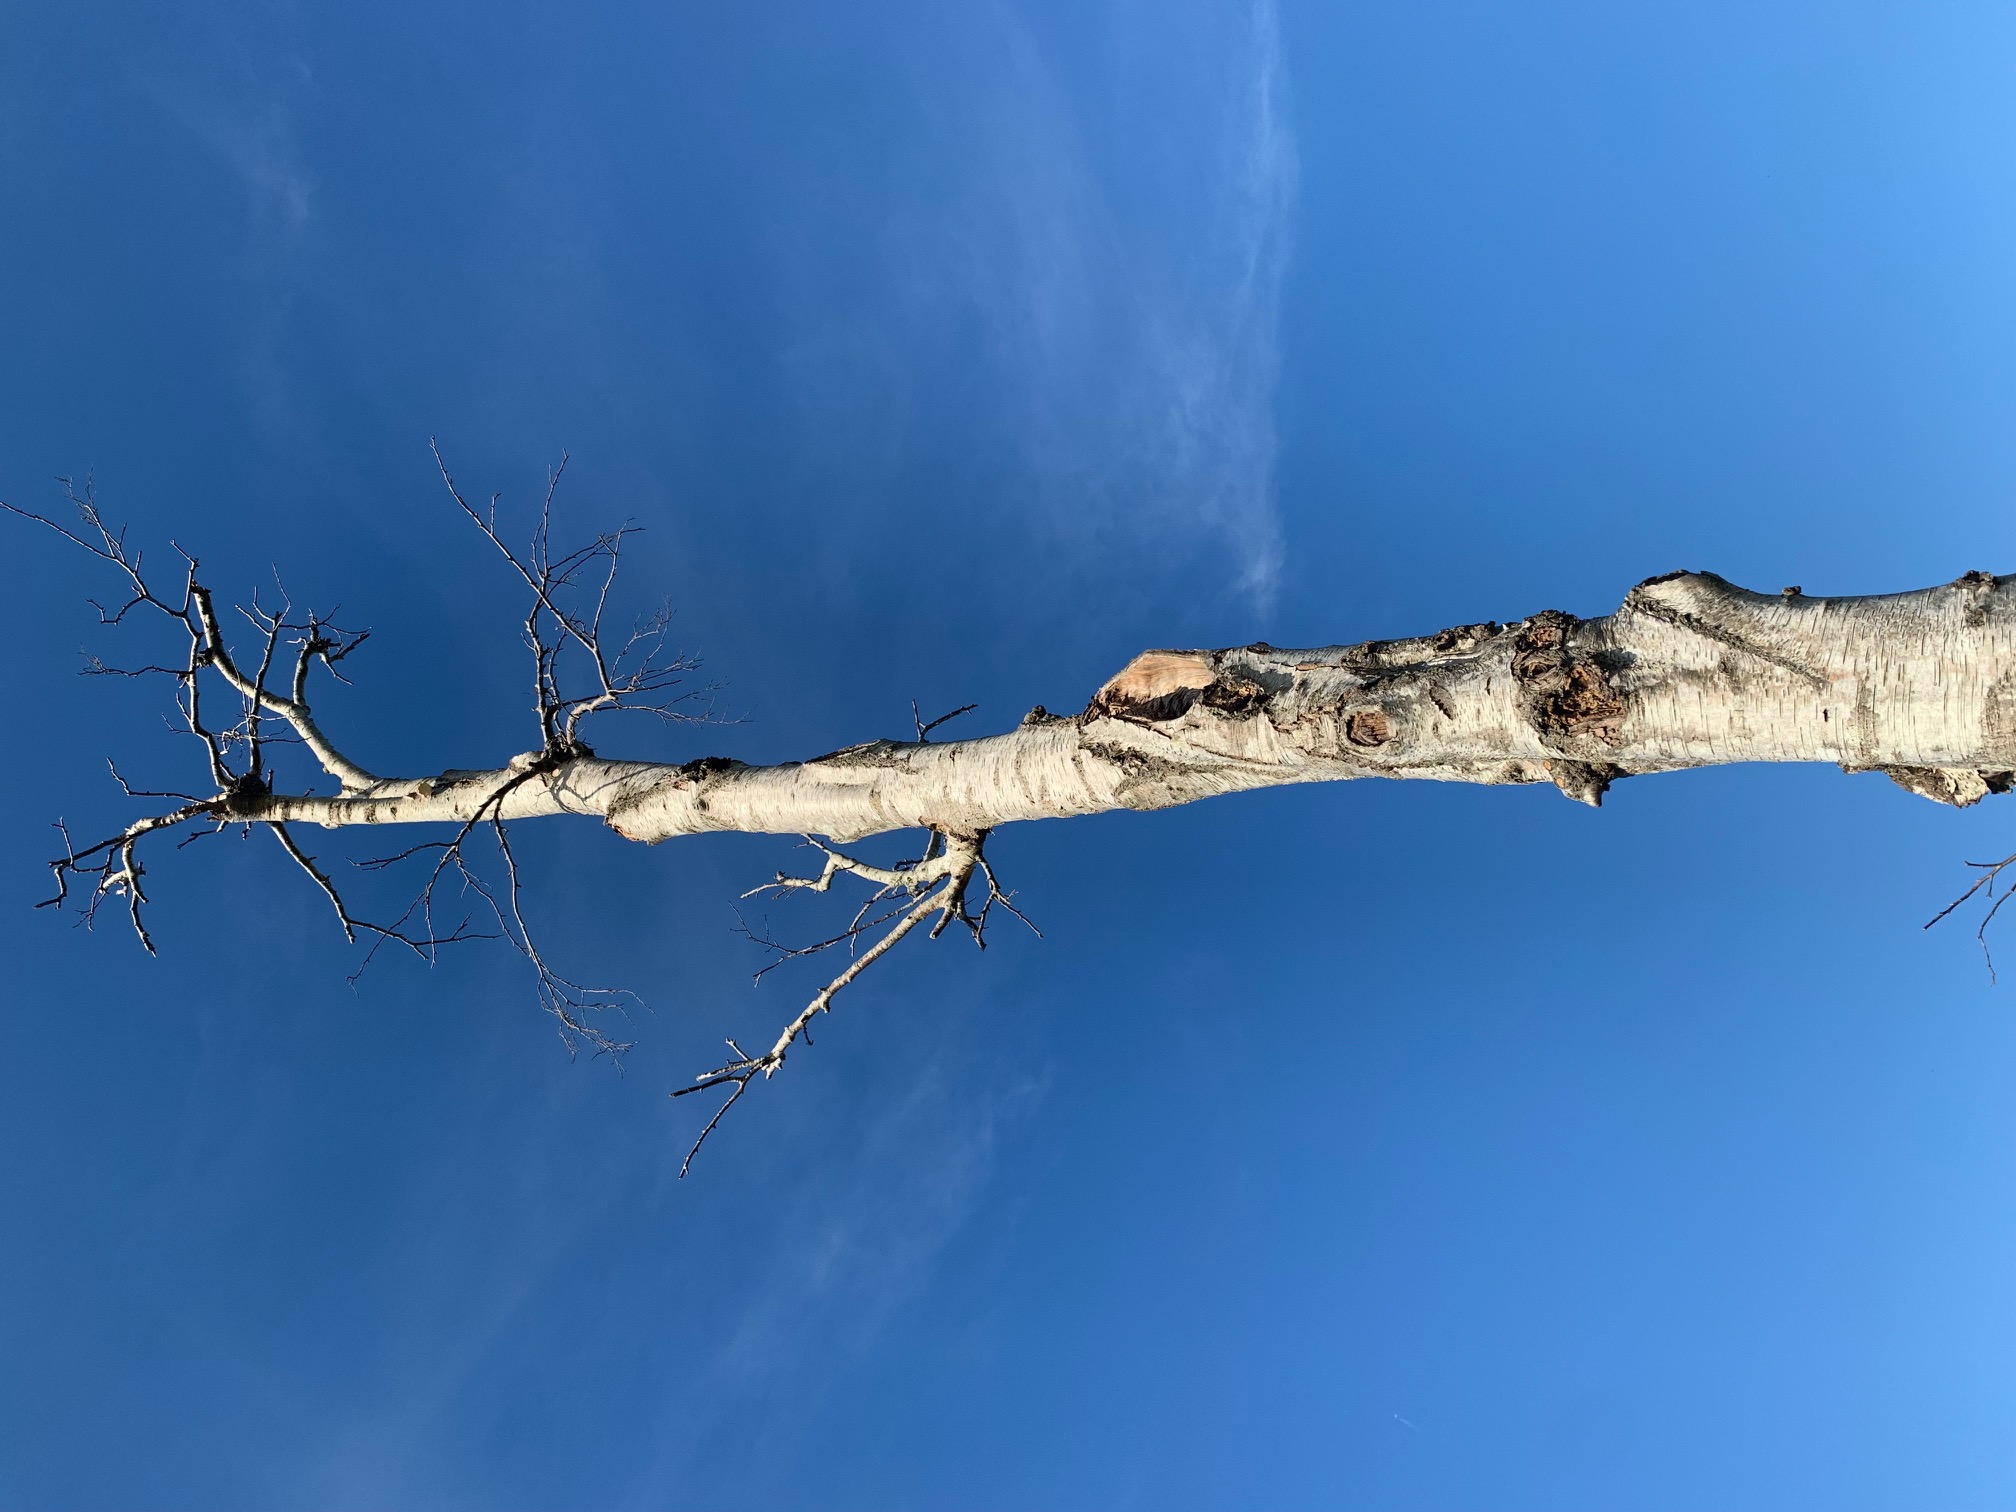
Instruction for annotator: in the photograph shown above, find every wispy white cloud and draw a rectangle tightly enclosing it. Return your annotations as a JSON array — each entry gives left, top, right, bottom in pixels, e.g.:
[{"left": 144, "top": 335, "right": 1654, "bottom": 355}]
[
  {"left": 158, "top": 93, "right": 313, "bottom": 236},
  {"left": 712, "top": 1063, "right": 1045, "bottom": 1385},
  {"left": 788, "top": 0, "right": 1297, "bottom": 610},
  {"left": 138, "top": 29, "right": 318, "bottom": 435},
  {"left": 615, "top": 1040, "right": 1048, "bottom": 1510}
]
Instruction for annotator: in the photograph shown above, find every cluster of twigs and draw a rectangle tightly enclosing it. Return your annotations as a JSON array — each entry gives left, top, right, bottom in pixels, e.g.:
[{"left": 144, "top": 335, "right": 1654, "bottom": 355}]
[
  {"left": 674, "top": 818, "right": 1036, "bottom": 1175},
  {"left": 4, "top": 459, "right": 703, "bottom": 1059},
  {"left": 434, "top": 444, "right": 697, "bottom": 759},
  {"left": 6, "top": 463, "right": 1037, "bottom": 1173}
]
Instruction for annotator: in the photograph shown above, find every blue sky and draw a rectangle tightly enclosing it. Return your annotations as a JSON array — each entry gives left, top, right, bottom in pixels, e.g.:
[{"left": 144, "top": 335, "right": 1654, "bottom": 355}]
[{"left": 2, "top": 0, "right": 2013, "bottom": 1507}]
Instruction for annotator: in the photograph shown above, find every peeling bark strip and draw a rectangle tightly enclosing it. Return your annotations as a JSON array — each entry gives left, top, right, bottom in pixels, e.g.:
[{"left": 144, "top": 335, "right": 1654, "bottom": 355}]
[{"left": 234, "top": 567, "right": 2016, "bottom": 843}]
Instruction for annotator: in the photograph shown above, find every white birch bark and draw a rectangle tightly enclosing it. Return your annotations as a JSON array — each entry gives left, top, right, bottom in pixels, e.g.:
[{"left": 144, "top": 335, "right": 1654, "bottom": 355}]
[{"left": 242, "top": 568, "right": 2016, "bottom": 841}]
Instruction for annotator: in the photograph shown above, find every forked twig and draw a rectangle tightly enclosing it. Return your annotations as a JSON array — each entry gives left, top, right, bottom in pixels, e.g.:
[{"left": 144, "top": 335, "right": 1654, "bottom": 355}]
[
  {"left": 6, "top": 462, "right": 695, "bottom": 1060},
  {"left": 1926, "top": 849, "right": 2016, "bottom": 982},
  {"left": 671, "top": 826, "right": 1037, "bottom": 1174}
]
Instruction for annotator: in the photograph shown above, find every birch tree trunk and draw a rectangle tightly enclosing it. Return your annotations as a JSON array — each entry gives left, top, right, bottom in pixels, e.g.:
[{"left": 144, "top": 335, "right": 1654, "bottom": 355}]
[{"left": 245, "top": 568, "right": 2016, "bottom": 841}]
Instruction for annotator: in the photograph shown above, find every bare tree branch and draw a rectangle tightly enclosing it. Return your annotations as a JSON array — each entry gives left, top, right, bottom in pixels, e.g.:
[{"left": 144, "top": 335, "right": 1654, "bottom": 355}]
[
  {"left": 670, "top": 827, "right": 1037, "bottom": 1172},
  {"left": 1926, "top": 850, "right": 2016, "bottom": 982},
  {"left": 913, "top": 701, "right": 978, "bottom": 742},
  {"left": 12, "top": 468, "right": 2016, "bottom": 1172}
]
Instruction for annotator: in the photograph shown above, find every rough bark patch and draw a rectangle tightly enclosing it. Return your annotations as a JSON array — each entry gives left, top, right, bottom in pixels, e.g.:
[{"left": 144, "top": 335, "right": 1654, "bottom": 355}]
[
  {"left": 676, "top": 756, "right": 743, "bottom": 781},
  {"left": 1544, "top": 759, "right": 1624, "bottom": 808},
  {"left": 1345, "top": 708, "right": 1391, "bottom": 747},
  {"left": 805, "top": 741, "right": 908, "bottom": 768},
  {"left": 1431, "top": 622, "right": 1503, "bottom": 655},
  {"left": 1879, "top": 766, "right": 2014, "bottom": 808},
  {"left": 1955, "top": 571, "right": 2000, "bottom": 627},
  {"left": 1199, "top": 674, "right": 1269, "bottom": 716},
  {"left": 1511, "top": 611, "right": 1625, "bottom": 748}
]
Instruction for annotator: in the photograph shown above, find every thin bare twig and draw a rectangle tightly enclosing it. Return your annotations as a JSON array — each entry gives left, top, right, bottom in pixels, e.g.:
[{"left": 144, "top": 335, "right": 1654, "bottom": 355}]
[
  {"left": 912, "top": 701, "right": 978, "bottom": 743},
  {"left": 1926, "top": 849, "right": 2016, "bottom": 982}
]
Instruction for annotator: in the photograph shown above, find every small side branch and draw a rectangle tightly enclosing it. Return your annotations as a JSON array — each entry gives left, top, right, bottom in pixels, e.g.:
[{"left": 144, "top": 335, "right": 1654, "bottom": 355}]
[
  {"left": 432, "top": 442, "right": 707, "bottom": 758},
  {"left": 1926, "top": 849, "right": 2016, "bottom": 981},
  {"left": 348, "top": 766, "right": 640, "bottom": 1057},
  {"left": 3, "top": 480, "right": 380, "bottom": 792},
  {"left": 913, "top": 701, "right": 978, "bottom": 742},
  {"left": 267, "top": 821, "right": 464, "bottom": 959},
  {"left": 41, "top": 803, "right": 219, "bottom": 955},
  {"left": 672, "top": 828, "right": 1036, "bottom": 1174}
]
